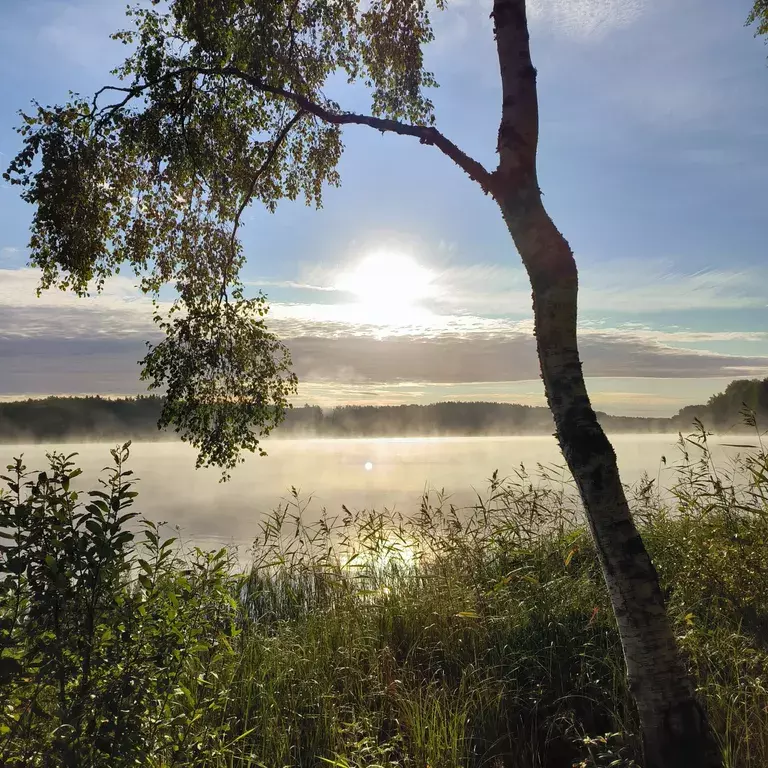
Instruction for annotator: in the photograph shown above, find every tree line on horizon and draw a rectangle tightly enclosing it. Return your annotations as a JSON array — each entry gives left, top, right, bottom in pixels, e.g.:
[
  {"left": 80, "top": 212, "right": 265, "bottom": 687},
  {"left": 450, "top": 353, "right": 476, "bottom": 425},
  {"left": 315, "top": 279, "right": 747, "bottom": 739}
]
[{"left": 0, "top": 377, "right": 765, "bottom": 443}]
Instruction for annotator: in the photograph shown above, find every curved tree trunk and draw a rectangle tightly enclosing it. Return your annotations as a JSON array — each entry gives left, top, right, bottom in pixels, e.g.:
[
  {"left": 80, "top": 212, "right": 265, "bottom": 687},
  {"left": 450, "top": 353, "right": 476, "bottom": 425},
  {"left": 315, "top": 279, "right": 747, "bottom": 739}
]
[
  {"left": 490, "top": 2, "right": 722, "bottom": 765},
  {"left": 498, "top": 193, "right": 719, "bottom": 767}
]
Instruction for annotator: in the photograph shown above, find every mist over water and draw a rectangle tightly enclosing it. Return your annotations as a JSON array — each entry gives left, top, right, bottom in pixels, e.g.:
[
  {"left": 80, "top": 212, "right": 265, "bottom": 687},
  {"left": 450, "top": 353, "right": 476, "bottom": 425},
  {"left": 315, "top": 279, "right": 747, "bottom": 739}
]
[{"left": 2, "top": 434, "right": 759, "bottom": 551}]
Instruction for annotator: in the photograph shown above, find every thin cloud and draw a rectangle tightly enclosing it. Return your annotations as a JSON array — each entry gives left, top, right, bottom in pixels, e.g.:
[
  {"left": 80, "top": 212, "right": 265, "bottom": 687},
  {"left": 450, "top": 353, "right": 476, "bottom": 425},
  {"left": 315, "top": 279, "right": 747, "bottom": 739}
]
[
  {"left": 0, "top": 269, "right": 147, "bottom": 306},
  {"left": 246, "top": 279, "right": 341, "bottom": 293},
  {"left": 427, "top": 261, "right": 768, "bottom": 315},
  {"left": 0, "top": 269, "right": 161, "bottom": 340},
  {"left": 0, "top": 248, "right": 22, "bottom": 263},
  {"left": 430, "top": 0, "right": 647, "bottom": 48},
  {"left": 3, "top": 266, "right": 766, "bottom": 351},
  {"left": 527, "top": 0, "right": 647, "bottom": 39},
  {"left": 2, "top": 331, "right": 766, "bottom": 400},
  {"left": 288, "top": 334, "right": 768, "bottom": 384},
  {"left": 0, "top": 337, "right": 148, "bottom": 397},
  {"left": 289, "top": 258, "right": 768, "bottom": 317}
]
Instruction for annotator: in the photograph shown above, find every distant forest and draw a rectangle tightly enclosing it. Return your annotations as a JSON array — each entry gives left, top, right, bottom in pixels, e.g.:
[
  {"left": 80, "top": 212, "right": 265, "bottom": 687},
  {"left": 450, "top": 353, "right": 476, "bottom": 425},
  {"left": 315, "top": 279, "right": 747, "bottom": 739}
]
[{"left": 0, "top": 378, "right": 766, "bottom": 443}]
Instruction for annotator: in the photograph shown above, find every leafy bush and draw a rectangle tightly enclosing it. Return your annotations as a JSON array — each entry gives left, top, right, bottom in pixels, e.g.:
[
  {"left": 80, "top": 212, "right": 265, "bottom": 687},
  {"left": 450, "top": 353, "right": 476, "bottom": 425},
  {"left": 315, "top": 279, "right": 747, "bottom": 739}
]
[{"left": 0, "top": 443, "right": 241, "bottom": 767}]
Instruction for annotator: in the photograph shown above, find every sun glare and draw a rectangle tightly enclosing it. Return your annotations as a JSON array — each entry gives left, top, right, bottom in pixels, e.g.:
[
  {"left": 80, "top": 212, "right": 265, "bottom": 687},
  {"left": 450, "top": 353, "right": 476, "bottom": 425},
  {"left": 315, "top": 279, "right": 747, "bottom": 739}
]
[
  {"left": 337, "top": 252, "right": 435, "bottom": 325},
  {"left": 340, "top": 532, "right": 418, "bottom": 574}
]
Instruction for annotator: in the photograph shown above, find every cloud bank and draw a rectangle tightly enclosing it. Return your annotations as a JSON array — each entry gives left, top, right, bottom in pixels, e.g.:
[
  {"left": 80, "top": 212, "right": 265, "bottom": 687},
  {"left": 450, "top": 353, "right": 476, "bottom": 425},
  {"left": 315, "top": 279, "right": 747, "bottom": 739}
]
[
  {"left": 1, "top": 264, "right": 766, "bottom": 408},
  {"left": 1, "top": 329, "right": 766, "bottom": 401}
]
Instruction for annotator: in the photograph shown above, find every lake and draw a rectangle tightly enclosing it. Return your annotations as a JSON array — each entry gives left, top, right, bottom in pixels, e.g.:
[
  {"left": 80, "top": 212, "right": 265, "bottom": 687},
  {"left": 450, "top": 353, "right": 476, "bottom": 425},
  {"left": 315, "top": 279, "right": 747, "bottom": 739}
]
[{"left": 1, "top": 434, "right": 758, "bottom": 550}]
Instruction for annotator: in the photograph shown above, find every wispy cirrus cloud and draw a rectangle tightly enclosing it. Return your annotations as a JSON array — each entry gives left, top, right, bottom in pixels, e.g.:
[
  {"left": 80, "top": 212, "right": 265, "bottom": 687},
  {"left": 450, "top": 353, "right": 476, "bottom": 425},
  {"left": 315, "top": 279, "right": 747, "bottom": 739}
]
[
  {"left": 257, "top": 280, "right": 339, "bottom": 293},
  {"left": 527, "top": 0, "right": 648, "bottom": 39},
  {"left": 434, "top": 261, "right": 768, "bottom": 316},
  {"left": 0, "top": 247, "right": 24, "bottom": 265},
  {"left": 579, "top": 262, "right": 768, "bottom": 314},
  {"left": 278, "top": 258, "right": 768, "bottom": 317},
  {"left": 433, "top": 0, "right": 648, "bottom": 45}
]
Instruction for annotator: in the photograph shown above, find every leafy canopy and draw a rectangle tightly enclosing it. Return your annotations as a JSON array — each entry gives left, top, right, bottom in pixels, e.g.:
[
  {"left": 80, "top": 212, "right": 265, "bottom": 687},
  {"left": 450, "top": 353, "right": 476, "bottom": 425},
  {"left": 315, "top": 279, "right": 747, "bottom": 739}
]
[
  {"left": 749, "top": 1, "right": 768, "bottom": 36},
  {"left": 5, "top": 0, "right": 447, "bottom": 470}
]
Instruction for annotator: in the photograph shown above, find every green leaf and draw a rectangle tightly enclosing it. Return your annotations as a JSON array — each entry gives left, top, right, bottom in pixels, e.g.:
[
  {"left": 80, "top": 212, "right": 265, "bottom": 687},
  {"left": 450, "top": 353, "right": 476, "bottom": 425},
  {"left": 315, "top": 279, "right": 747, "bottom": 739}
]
[{"left": 85, "top": 519, "right": 104, "bottom": 537}]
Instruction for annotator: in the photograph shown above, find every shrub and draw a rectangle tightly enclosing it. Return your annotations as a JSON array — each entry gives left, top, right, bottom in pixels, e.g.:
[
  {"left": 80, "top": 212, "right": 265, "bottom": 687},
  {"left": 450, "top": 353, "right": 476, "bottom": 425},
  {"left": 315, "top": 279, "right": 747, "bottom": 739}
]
[{"left": 0, "top": 443, "right": 241, "bottom": 767}]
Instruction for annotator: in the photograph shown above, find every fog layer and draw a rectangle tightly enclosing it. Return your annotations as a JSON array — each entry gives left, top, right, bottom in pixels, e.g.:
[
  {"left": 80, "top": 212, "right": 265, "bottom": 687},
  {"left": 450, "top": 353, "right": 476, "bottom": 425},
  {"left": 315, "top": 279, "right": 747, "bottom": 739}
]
[{"left": 2, "top": 435, "right": 757, "bottom": 551}]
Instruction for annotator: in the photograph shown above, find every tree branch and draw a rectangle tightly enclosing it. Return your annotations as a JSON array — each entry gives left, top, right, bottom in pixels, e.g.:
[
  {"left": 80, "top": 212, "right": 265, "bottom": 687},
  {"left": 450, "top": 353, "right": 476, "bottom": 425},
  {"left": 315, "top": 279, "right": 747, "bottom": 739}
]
[
  {"left": 91, "top": 65, "right": 496, "bottom": 195},
  {"left": 212, "top": 66, "right": 496, "bottom": 194},
  {"left": 221, "top": 108, "right": 307, "bottom": 303}
]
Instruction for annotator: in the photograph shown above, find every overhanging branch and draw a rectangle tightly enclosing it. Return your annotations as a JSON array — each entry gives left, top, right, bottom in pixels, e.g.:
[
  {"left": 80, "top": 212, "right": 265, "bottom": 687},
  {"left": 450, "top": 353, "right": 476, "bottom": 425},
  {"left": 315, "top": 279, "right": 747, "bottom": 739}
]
[
  {"left": 214, "top": 65, "right": 496, "bottom": 194},
  {"left": 92, "top": 65, "right": 496, "bottom": 194}
]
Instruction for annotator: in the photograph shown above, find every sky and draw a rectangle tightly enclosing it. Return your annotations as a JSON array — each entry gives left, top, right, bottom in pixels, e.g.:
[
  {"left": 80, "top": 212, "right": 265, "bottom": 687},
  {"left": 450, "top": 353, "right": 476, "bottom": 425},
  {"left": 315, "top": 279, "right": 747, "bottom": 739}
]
[{"left": 0, "top": 0, "right": 767, "bottom": 416}]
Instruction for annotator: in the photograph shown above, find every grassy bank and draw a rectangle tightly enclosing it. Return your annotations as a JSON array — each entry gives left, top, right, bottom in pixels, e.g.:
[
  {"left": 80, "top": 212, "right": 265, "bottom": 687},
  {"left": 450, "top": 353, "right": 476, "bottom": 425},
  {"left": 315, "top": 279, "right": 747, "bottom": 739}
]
[{"left": 1, "top": 428, "right": 768, "bottom": 767}]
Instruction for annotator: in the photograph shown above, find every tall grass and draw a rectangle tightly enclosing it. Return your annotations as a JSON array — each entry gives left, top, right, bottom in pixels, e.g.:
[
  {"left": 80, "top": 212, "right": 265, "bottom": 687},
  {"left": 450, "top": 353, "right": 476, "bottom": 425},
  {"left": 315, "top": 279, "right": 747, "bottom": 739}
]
[{"left": 2, "top": 424, "right": 768, "bottom": 767}]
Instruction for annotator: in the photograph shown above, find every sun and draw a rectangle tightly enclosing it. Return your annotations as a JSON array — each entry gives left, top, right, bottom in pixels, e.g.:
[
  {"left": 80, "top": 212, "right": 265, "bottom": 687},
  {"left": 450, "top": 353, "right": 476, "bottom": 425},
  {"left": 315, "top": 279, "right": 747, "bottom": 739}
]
[{"left": 337, "top": 252, "right": 435, "bottom": 322}]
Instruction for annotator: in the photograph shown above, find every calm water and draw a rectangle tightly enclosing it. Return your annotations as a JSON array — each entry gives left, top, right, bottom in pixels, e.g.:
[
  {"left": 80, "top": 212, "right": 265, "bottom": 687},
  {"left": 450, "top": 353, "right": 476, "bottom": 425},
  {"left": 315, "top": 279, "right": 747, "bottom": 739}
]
[{"left": 1, "top": 435, "right": 758, "bottom": 550}]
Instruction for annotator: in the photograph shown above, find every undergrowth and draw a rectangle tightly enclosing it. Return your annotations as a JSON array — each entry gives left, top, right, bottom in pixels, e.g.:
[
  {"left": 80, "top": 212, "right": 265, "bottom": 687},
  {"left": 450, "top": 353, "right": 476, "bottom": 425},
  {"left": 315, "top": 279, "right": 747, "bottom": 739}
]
[{"left": 1, "top": 423, "right": 767, "bottom": 767}]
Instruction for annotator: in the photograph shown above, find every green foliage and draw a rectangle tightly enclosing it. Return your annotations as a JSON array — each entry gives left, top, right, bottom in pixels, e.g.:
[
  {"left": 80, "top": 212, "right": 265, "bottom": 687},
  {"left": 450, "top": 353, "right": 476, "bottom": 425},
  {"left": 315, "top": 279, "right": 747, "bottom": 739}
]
[
  {"left": 142, "top": 295, "right": 297, "bottom": 471},
  {"left": 4, "top": 0, "right": 444, "bottom": 468},
  {"left": 748, "top": 1, "right": 768, "bottom": 37},
  {"left": 706, "top": 379, "right": 768, "bottom": 426},
  {"left": 4, "top": 428, "right": 768, "bottom": 766},
  {"left": 0, "top": 443, "right": 241, "bottom": 766},
  {"left": 677, "top": 378, "right": 768, "bottom": 430}
]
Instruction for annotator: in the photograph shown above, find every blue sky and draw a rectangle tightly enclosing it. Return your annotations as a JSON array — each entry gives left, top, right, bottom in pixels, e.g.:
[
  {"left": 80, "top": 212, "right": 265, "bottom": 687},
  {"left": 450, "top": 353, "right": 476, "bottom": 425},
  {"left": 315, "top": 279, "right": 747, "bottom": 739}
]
[{"left": 1, "top": 0, "right": 767, "bottom": 416}]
